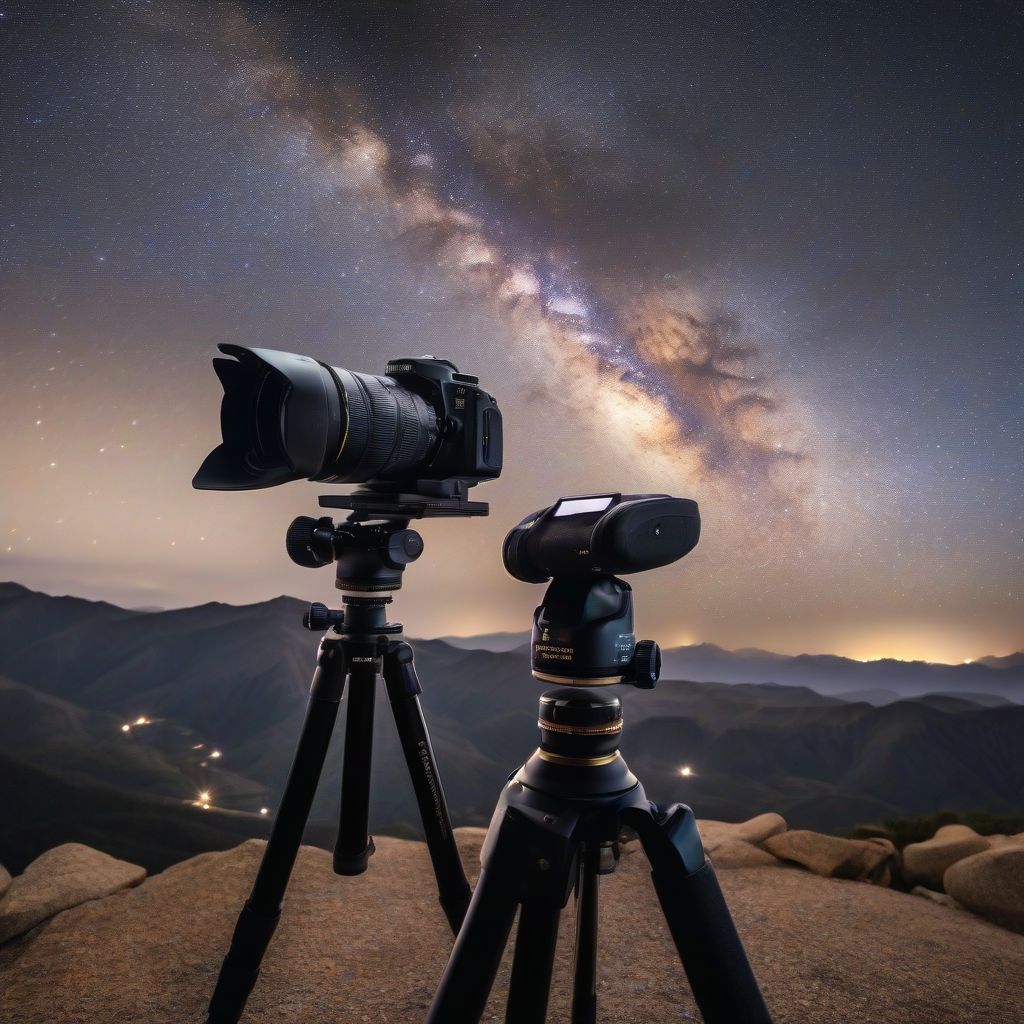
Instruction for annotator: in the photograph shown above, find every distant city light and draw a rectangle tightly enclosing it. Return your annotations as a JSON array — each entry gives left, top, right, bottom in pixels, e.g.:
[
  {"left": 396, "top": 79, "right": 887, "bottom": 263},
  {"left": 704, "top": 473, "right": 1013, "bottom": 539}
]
[
  {"left": 679, "top": 765, "right": 693, "bottom": 777},
  {"left": 260, "top": 807, "right": 269, "bottom": 816},
  {"left": 210, "top": 749, "right": 222, "bottom": 759},
  {"left": 121, "top": 724, "right": 131, "bottom": 733},
  {"left": 192, "top": 743, "right": 205, "bottom": 750},
  {"left": 198, "top": 790, "right": 211, "bottom": 803},
  {"left": 134, "top": 716, "right": 150, "bottom": 726}
]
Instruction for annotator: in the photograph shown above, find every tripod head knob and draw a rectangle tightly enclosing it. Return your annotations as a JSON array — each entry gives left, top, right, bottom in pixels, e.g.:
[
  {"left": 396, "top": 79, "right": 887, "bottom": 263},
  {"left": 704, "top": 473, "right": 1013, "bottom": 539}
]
[
  {"left": 303, "top": 602, "right": 344, "bottom": 631},
  {"left": 287, "top": 516, "right": 335, "bottom": 568},
  {"left": 628, "top": 640, "right": 661, "bottom": 689},
  {"left": 386, "top": 529, "right": 424, "bottom": 567}
]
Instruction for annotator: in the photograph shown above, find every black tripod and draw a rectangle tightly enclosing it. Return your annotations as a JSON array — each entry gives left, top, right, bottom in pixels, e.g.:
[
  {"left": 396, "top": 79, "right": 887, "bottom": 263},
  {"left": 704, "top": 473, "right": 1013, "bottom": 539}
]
[
  {"left": 426, "top": 607, "right": 773, "bottom": 1023},
  {"left": 206, "top": 491, "right": 482, "bottom": 1024}
]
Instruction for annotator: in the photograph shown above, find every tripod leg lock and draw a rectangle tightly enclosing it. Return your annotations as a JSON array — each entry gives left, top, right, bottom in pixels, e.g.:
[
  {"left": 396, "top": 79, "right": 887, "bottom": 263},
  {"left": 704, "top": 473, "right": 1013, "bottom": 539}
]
[
  {"left": 621, "top": 802, "right": 706, "bottom": 875},
  {"left": 382, "top": 640, "right": 421, "bottom": 697},
  {"left": 206, "top": 900, "right": 281, "bottom": 1024}
]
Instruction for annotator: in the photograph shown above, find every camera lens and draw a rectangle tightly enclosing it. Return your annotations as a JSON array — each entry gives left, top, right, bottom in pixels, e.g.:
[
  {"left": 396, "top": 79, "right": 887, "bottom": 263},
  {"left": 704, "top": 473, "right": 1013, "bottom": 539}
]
[{"left": 193, "top": 345, "right": 443, "bottom": 491}]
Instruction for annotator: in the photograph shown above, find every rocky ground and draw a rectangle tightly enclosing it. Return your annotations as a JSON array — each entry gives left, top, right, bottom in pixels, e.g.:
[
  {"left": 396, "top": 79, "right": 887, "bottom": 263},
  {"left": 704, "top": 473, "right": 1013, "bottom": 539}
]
[{"left": 2, "top": 822, "right": 1023, "bottom": 1023}]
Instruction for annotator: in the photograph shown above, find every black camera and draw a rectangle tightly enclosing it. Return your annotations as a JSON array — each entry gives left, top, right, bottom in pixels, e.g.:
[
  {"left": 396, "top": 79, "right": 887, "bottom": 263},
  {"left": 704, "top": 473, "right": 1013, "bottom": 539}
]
[
  {"left": 193, "top": 345, "right": 502, "bottom": 494},
  {"left": 503, "top": 493, "right": 700, "bottom": 687}
]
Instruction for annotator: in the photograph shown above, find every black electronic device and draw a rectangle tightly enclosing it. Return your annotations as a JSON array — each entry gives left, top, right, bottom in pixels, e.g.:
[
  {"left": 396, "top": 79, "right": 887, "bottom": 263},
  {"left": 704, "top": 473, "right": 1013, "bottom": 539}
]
[
  {"left": 503, "top": 493, "right": 699, "bottom": 687},
  {"left": 192, "top": 345, "right": 502, "bottom": 497}
]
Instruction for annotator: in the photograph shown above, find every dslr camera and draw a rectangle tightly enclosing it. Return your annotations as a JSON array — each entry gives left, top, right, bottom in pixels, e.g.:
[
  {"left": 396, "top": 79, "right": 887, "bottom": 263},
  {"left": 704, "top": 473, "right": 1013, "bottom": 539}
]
[{"left": 193, "top": 345, "right": 502, "bottom": 496}]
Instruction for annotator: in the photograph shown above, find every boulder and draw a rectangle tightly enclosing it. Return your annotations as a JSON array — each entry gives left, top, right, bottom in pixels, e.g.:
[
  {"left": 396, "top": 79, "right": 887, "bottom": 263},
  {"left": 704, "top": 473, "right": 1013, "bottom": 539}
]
[
  {"left": 0, "top": 843, "right": 145, "bottom": 944},
  {"left": 944, "top": 846, "right": 1024, "bottom": 934},
  {"left": 762, "top": 830, "right": 897, "bottom": 885},
  {"left": 903, "top": 825, "right": 991, "bottom": 889},
  {"left": 732, "top": 812, "right": 788, "bottom": 845},
  {"left": 698, "top": 813, "right": 787, "bottom": 852},
  {"left": 989, "top": 832, "right": 1024, "bottom": 849},
  {"left": 0, "top": 865, "right": 10, "bottom": 902},
  {"left": 709, "top": 839, "right": 780, "bottom": 869}
]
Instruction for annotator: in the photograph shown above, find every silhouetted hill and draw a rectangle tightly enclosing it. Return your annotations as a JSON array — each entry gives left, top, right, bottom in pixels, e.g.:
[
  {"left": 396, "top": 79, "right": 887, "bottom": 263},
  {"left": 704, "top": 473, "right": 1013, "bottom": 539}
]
[
  {"left": 1, "top": 581, "right": 1022, "bottom": 869},
  {"left": 436, "top": 629, "right": 531, "bottom": 652},
  {"left": 660, "top": 642, "right": 1024, "bottom": 702}
]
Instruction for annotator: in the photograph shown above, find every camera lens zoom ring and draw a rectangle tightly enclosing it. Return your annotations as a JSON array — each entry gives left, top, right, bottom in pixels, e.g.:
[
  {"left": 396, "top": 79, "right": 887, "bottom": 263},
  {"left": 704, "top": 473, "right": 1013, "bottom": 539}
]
[
  {"left": 391, "top": 386, "right": 436, "bottom": 470},
  {"left": 348, "top": 372, "right": 401, "bottom": 479}
]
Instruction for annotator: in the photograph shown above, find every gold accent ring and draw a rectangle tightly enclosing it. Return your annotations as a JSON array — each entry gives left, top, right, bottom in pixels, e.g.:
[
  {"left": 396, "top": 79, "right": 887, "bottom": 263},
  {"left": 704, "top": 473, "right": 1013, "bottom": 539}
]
[
  {"left": 537, "top": 749, "right": 619, "bottom": 767},
  {"left": 532, "top": 670, "right": 624, "bottom": 687},
  {"left": 538, "top": 718, "right": 622, "bottom": 736}
]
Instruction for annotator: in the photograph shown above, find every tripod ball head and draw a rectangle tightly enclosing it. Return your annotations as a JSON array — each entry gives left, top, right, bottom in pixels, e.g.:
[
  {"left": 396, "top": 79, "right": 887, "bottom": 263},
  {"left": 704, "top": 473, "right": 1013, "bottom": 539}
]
[{"left": 506, "top": 492, "right": 696, "bottom": 688}]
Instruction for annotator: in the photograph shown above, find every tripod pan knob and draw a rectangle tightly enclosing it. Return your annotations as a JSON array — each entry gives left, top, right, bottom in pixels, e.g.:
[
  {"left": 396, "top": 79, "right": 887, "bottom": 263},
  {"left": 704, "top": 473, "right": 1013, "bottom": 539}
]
[
  {"left": 287, "top": 516, "right": 335, "bottom": 568},
  {"left": 630, "top": 639, "right": 661, "bottom": 688},
  {"left": 386, "top": 529, "right": 424, "bottom": 567},
  {"left": 303, "top": 602, "right": 344, "bottom": 631}
]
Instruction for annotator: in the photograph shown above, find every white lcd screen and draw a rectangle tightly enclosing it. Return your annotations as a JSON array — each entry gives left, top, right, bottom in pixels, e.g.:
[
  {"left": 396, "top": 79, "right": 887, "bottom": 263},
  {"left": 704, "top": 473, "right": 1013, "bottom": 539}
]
[{"left": 553, "top": 495, "right": 614, "bottom": 517}]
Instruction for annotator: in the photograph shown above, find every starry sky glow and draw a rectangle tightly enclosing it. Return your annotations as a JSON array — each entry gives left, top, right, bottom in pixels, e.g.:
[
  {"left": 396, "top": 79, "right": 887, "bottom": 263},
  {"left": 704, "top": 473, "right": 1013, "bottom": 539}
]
[{"left": 1, "top": 0, "right": 1021, "bottom": 662}]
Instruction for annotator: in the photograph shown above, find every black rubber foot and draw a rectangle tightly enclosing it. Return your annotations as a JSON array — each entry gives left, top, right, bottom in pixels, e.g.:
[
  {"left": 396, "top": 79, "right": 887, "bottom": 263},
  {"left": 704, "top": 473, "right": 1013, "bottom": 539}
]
[{"left": 334, "top": 837, "right": 375, "bottom": 875}]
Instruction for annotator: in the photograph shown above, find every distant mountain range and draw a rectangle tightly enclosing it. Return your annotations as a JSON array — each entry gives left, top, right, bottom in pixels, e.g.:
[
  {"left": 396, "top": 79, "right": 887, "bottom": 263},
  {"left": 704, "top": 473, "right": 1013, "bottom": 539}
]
[
  {"left": 658, "top": 643, "right": 1024, "bottom": 704},
  {"left": 1, "top": 580, "right": 1022, "bottom": 873}
]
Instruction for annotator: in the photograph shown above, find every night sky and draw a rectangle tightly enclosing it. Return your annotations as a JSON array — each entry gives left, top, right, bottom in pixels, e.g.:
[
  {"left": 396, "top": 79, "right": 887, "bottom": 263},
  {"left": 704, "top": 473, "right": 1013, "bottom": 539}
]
[{"left": 2, "top": 1, "right": 1021, "bottom": 662}]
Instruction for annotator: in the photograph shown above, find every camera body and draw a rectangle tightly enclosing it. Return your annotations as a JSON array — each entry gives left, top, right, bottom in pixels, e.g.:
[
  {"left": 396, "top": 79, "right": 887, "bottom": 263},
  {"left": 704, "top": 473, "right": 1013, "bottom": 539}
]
[
  {"left": 503, "top": 493, "right": 700, "bottom": 687},
  {"left": 372, "top": 357, "right": 502, "bottom": 487},
  {"left": 193, "top": 344, "right": 502, "bottom": 495}
]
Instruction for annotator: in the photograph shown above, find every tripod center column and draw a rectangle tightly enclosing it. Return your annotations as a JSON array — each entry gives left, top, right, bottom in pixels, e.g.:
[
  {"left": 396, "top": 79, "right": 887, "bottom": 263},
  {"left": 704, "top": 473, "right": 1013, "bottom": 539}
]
[{"left": 537, "top": 688, "right": 622, "bottom": 767}]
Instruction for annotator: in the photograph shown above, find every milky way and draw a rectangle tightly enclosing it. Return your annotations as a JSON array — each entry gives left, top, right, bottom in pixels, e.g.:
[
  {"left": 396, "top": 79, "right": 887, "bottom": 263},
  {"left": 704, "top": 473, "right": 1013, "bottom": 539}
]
[{"left": 151, "top": 4, "right": 813, "bottom": 519}]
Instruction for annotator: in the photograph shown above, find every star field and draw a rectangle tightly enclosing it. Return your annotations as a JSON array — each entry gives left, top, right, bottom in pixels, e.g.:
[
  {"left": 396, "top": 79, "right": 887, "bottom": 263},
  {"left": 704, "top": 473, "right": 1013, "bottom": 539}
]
[{"left": 0, "top": 0, "right": 1021, "bottom": 662}]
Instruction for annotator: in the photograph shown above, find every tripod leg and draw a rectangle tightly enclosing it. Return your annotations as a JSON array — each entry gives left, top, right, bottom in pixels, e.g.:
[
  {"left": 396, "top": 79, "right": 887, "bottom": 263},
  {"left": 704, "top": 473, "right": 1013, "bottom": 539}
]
[
  {"left": 207, "top": 637, "right": 347, "bottom": 1024},
  {"left": 424, "top": 864, "right": 520, "bottom": 1024},
  {"left": 333, "top": 657, "right": 377, "bottom": 874},
  {"left": 627, "top": 804, "right": 774, "bottom": 1024},
  {"left": 570, "top": 845, "right": 600, "bottom": 1024},
  {"left": 505, "top": 899, "right": 562, "bottom": 1024},
  {"left": 381, "top": 641, "right": 471, "bottom": 932}
]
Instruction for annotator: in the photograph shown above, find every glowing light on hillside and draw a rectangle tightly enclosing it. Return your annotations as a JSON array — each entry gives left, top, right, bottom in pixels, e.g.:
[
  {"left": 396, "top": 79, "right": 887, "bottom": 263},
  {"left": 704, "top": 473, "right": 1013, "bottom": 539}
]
[
  {"left": 679, "top": 765, "right": 694, "bottom": 777},
  {"left": 260, "top": 808, "right": 269, "bottom": 816},
  {"left": 192, "top": 743, "right": 205, "bottom": 750},
  {"left": 121, "top": 724, "right": 131, "bottom": 733},
  {"left": 210, "top": 749, "right": 222, "bottom": 759},
  {"left": 134, "top": 716, "right": 150, "bottom": 726},
  {"left": 198, "top": 790, "right": 212, "bottom": 804}
]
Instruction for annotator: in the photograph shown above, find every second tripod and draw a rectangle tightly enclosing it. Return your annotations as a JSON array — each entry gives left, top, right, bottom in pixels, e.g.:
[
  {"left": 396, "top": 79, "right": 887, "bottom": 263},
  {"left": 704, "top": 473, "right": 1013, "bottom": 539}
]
[{"left": 206, "top": 498, "right": 474, "bottom": 1024}]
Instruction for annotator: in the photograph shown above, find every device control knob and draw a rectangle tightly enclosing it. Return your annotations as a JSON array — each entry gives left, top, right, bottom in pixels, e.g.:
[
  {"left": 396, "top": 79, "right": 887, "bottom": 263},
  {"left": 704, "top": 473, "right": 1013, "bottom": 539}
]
[
  {"left": 386, "top": 529, "right": 424, "bottom": 567},
  {"left": 303, "top": 602, "right": 344, "bottom": 631},
  {"left": 286, "top": 516, "right": 335, "bottom": 568},
  {"left": 630, "top": 639, "right": 661, "bottom": 688}
]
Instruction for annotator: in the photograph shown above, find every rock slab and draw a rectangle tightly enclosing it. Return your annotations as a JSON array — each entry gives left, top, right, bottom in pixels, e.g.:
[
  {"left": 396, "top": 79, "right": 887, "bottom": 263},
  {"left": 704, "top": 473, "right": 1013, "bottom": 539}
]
[
  {"left": 0, "top": 865, "right": 10, "bottom": 902},
  {"left": 944, "top": 845, "right": 1024, "bottom": 935},
  {"left": 698, "top": 812, "right": 788, "bottom": 852},
  {"left": 763, "top": 829, "right": 897, "bottom": 885},
  {"left": 0, "top": 843, "right": 145, "bottom": 944},
  {"left": 2, "top": 830, "right": 1023, "bottom": 1023}
]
